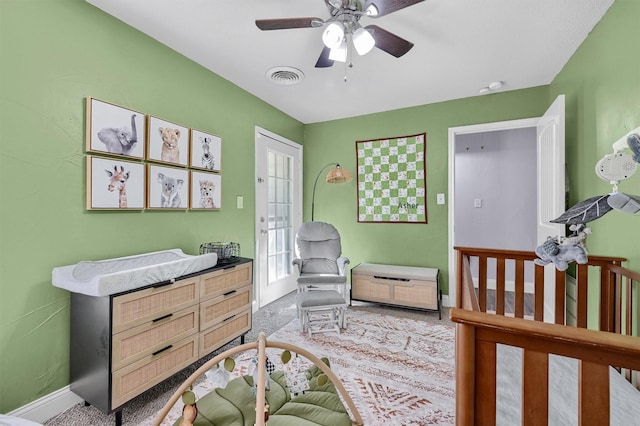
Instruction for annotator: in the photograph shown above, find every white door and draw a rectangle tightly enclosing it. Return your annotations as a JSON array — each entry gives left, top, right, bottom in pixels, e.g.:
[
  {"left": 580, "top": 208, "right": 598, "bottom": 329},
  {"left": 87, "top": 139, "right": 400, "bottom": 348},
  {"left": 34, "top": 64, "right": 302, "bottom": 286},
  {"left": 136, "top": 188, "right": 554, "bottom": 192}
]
[
  {"left": 536, "top": 95, "right": 566, "bottom": 322},
  {"left": 255, "top": 127, "right": 302, "bottom": 308},
  {"left": 447, "top": 95, "right": 565, "bottom": 309}
]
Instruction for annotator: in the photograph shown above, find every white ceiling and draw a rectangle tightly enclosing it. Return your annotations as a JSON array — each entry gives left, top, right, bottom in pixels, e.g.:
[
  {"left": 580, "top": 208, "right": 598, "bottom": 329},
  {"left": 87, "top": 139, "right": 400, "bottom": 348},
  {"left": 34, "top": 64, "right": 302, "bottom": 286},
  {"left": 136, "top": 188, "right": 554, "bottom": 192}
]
[{"left": 85, "top": 0, "right": 614, "bottom": 124}]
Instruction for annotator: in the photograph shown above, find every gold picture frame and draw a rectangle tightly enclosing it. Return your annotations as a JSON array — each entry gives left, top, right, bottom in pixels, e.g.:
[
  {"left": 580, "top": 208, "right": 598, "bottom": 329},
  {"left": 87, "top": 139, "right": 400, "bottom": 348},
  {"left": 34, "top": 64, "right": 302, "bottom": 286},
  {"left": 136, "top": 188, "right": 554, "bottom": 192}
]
[
  {"left": 190, "top": 170, "right": 221, "bottom": 210},
  {"left": 86, "top": 155, "right": 145, "bottom": 210},
  {"left": 86, "top": 98, "right": 146, "bottom": 160}
]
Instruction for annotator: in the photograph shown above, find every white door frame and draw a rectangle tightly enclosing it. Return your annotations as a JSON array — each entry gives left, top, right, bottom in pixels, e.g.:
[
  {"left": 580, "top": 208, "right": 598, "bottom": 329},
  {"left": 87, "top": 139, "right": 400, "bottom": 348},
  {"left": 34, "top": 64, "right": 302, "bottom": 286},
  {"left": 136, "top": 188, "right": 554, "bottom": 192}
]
[
  {"left": 447, "top": 118, "right": 539, "bottom": 308},
  {"left": 254, "top": 126, "right": 303, "bottom": 310}
]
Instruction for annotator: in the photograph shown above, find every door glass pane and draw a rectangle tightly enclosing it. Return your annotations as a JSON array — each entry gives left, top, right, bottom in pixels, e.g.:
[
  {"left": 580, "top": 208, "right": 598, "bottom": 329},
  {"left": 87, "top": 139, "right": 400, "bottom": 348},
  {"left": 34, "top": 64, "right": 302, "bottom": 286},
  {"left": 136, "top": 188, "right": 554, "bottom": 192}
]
[
  {"left": 268, "top": 151, "right": 276, "bottom": 177},
  {"left": 268, "top": 178, "right": 276, "bottom": 203},
  {"left": 267, "top": 149, "right": 293, "bottom": 283}
]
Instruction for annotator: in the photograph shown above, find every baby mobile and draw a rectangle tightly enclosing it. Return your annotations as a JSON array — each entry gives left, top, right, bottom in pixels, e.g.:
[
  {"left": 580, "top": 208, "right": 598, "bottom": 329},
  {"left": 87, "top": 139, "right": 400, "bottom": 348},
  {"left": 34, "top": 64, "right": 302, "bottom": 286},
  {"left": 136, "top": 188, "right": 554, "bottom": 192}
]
[{"left": 535, "top": 127, "right": 640, "bottom": 270}]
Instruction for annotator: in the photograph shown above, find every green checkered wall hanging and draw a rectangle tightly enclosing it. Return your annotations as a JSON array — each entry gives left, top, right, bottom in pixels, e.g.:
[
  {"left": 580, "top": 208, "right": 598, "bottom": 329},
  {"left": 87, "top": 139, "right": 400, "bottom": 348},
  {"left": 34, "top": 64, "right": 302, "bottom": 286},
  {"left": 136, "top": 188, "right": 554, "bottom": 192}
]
[{"left": 356, "top": 133, "right": 427, "bottom": 223}]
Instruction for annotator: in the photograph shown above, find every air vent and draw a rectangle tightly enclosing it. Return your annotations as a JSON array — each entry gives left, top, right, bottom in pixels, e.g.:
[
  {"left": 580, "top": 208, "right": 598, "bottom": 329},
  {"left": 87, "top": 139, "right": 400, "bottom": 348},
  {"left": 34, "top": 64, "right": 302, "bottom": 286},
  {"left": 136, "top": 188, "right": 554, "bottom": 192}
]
[{"left": 266, "top": 66, "right": 304, "bottom": 85}]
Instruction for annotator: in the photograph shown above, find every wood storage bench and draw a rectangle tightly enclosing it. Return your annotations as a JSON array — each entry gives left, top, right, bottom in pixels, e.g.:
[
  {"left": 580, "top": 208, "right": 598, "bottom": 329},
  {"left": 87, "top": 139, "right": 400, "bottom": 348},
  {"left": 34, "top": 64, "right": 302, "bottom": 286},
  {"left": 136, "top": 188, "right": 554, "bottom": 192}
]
[{"left": 350, "top": 263, "right": 441, "bottom": 318}]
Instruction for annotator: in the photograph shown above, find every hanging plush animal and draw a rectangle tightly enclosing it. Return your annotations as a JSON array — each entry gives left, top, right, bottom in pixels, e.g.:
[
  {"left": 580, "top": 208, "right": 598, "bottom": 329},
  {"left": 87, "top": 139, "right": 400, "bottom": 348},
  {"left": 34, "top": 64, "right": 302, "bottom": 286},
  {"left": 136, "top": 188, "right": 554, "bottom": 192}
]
[{"left": 534, "top": 224, "right": 591, "bottom": 271}]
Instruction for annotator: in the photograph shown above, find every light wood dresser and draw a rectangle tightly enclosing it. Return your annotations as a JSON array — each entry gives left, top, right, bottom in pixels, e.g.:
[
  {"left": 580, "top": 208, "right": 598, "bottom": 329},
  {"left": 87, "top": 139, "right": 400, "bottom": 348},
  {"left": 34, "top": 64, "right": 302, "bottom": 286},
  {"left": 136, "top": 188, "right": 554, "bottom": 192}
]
[
  {"left": 70, "top": 258, "right": 252, "bottom": 426},
  {"left": 351, "top": 263, "right": 441, "bottom": 318}
]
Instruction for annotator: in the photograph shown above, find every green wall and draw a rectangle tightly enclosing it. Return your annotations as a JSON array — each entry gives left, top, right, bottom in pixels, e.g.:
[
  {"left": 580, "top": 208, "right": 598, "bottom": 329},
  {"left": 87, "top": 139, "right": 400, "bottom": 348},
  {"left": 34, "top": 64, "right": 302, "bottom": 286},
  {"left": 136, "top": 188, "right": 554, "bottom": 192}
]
[
  {"left": 550, "top": 0, "right": 640, "bottom": 270},
  {"left": 0, "top": 0, "right": 303, "bottom": 412},
  {"left": 548, "top": 0, "right": 640, "bottom": 329},
  {"left": 2, "top": 0, "right": 638, "bottom": 416},
  {"left": 304, "top": 87, "right": 550, "bottom": 291}
]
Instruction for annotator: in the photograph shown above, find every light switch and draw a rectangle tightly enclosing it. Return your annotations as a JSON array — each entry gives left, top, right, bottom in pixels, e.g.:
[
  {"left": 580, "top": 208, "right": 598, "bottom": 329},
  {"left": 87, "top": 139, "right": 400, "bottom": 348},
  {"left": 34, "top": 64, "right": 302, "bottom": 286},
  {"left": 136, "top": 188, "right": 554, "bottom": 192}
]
[
  {"left": 236, "top": 195, "right": 244, "bottom": 209},
  {"left": 474, "top": 198, "right": 482, "bottom": 208},
  {"left": 437, "top": 193, "right": 445, "bottom": 205}
]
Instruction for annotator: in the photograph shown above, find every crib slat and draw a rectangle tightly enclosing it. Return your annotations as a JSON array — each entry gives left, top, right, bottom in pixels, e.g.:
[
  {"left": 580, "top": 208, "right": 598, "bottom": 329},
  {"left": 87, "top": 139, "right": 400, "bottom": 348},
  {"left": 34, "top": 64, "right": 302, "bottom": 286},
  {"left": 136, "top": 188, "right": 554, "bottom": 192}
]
[
  {"left": 625, "top": 277, "right": 632, "bottom": 336},
  {"left": 476, "top": 341, "right": 496, "bottom": 425},
  {"left": 522, "top": 350, "right": 548, "bottom": 426},
  {"left": 555, "top": 269, "right": 566, "bottom": 324},
  {"left": 577, "top": 264, "right": 588, "bottom": 328},
  {"left": 515, "top": 259, "right": 525, "bottom": 319},
  {"left": 578, "top": 361, "right": 609, "bottom": 426},
  {"left": 615, "top": 273, "right": 622, "bottom": 334},
  {"left": 479, "top": 256, "right": 487, "bottom": 313},
  {"left": 496, "top": 258, "right": 505, "bottom": 315},
  {"left": 534, "top": 265, "right": 544, "bottom": 322},
  {"left": 600, "top": 267, "right": 614, "bottom": 332}
]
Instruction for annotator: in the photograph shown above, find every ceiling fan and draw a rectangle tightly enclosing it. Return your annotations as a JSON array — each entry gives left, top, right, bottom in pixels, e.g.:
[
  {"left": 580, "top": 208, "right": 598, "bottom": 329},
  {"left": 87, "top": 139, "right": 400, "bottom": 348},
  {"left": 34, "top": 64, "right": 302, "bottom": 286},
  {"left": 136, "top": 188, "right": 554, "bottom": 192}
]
[{"left": 255, "top": 0, "right": 424, "bottom": 68}]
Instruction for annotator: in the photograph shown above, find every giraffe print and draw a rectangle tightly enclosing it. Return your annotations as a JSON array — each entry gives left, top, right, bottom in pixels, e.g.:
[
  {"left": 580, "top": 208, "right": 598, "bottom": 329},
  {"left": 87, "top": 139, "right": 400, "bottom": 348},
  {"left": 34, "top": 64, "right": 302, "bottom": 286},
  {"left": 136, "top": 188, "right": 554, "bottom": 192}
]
[{"left": 105, "top": 165, "right": 130, "bottom": 208}]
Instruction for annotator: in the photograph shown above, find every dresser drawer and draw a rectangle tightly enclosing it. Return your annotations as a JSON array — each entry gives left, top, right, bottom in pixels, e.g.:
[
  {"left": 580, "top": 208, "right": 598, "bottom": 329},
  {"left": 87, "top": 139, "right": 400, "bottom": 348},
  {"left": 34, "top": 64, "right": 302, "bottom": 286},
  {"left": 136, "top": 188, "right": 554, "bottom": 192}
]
[
  {"left": 393, "top": 280, "right": 438, "bottom": 310},
  {"left": 200, "top": 262, "right": 252, "bottom": 301},
  {"left": 200, "top": 285, "right": 252, "bottom": 330},
  {"left": 111, "top": 335, "right": 199, "bottom": 409},
  {"left": 351, "top": 276, "right": 392, "bottom": 302},
  {"left": 199, "top": 309, "right": 251, "bottom": 356},
  {"left": 112, "top": 277, "right": 199, "bottom": 333},
  {"left": 112, "top": 305, "right": 199, "bottom": 371}
]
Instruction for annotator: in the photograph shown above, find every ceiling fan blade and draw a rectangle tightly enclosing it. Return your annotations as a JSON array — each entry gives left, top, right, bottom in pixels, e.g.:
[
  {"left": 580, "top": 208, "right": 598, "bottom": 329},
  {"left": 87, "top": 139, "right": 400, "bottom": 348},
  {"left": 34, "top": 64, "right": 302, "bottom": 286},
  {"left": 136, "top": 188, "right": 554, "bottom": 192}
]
[
  {"left": 255, "top": 17, "right": 323, "bottom": 31},
  {"left": 315, "top": 46, "right": 334, "bottom": 68},
  {"left": 366, "top": 25, "right": 414, "bottom": 58},
  {"left": 365, "top": 0, "right": 425, "bottom": 17}
]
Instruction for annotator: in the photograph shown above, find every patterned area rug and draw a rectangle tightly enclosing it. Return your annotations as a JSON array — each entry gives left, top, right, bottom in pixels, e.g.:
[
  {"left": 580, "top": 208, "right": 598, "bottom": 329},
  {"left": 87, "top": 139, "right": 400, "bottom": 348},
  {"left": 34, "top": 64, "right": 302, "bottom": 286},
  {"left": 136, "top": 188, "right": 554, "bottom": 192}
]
[{"left": 144, "top": 309, "right": 455, "bottom": 426}]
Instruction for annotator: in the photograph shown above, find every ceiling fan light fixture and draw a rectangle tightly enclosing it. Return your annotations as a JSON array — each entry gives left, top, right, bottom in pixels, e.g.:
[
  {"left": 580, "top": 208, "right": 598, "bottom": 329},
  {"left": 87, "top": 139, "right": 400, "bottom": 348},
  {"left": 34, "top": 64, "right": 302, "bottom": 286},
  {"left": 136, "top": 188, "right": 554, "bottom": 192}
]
[
  {"left": 322, "top": 22, "right": 344, "bottom": 49},
  {"left": 365, "top": 4, "right": 379, "bottom": 16},
  {"left": 353, "top": 27, "right": 375, "bottom": 55},
  {"left": 329, "top": 42, "right": 347, "bottom": 62}
]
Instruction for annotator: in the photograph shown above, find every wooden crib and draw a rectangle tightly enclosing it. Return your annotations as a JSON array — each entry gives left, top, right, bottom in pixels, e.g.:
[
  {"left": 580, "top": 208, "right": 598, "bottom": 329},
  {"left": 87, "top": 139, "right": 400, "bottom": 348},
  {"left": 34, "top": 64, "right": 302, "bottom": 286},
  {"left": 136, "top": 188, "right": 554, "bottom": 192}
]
[{"left": 450, "top": 247, "right": 640, "bottom": 425}]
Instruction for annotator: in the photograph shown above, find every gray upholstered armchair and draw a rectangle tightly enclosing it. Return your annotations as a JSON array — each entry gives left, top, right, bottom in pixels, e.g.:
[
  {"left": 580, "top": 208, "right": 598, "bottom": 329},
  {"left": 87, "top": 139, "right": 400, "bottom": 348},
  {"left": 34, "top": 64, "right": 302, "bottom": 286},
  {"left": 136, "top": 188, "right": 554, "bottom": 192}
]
[{"left": 292, "top": 222, "right": 350, "bottom": 336}]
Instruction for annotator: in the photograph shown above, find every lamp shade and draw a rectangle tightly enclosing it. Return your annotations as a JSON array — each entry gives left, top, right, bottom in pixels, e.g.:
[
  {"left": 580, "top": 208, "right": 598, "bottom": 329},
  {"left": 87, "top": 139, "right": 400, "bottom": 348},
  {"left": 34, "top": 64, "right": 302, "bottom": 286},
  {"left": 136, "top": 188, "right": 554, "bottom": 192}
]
[
  {"left": 322, "top": 22, "right": 344, "bottom": 49},
  {"left": 353, "top": 27, "right": 375, "bottom": 56},
  {"left": 328, "top": 41, "right": 347, "bottom": 62},
  {"left": 326, "top": 165, "right": 353, "bottom": 184}
]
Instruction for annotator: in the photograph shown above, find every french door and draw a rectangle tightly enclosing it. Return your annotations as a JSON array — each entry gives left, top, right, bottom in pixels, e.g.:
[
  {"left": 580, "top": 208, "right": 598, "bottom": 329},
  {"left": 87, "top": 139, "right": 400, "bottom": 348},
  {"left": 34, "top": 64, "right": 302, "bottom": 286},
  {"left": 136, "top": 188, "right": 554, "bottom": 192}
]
[{"left": 254, "top": 127, "right": 302, "bottom": 308}]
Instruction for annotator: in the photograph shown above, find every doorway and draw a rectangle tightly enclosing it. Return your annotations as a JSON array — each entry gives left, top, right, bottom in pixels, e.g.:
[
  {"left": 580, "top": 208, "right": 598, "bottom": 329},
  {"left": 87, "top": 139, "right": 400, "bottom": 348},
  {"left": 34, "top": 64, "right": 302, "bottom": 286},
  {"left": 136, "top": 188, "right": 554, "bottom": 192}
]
[
  {"left": 447, "top": 95, "right": 566, "bottom": 319},
  {"left": 254, "top": 127, "right": 303, "bottom": 309}
]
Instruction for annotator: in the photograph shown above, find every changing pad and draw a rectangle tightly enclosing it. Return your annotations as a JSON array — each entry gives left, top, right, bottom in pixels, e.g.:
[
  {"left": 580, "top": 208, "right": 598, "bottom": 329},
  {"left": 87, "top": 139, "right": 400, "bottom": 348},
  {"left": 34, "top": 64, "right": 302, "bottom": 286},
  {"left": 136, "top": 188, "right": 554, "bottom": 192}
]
[{"left": 52, "top": 249, "right": 217, "bottom": 297}]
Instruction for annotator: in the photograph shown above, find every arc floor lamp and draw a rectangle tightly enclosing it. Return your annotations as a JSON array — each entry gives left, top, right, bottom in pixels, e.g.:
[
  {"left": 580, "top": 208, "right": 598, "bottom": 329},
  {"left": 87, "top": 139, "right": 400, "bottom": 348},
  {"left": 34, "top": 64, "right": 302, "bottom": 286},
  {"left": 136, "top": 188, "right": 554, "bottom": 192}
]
[{"left": 311, "top": 163, "right": 353, "bottom": 221}]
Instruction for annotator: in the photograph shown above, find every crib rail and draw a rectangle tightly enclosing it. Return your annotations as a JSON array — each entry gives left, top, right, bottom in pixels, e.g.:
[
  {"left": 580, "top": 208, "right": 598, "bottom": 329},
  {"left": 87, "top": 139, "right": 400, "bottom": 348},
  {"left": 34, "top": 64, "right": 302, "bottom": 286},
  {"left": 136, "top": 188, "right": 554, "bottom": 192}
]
[
  {"left": 454, "top": 246, "right": 626, "bottom": 329},
  {"left": 451, "top": 308, "right": 640, "bottom": 426}
]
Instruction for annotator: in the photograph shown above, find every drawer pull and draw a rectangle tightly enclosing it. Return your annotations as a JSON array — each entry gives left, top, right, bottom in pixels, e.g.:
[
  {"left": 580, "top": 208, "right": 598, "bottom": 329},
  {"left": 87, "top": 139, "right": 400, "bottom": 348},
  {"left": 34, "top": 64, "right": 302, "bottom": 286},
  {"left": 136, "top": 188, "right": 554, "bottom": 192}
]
[
  {"left": 152, "top": 345, "right": 173, "bottom": 356},
  {"left": 223, "top": 290, "right": 237, "bottom": 297},
  {"left": 374, "top": 275, "right": 410, "bottom": 282},
  {"left": 152, "top": 313, "right": 173, "bottom": 323},
  {"left": 223, "top": 315, "right": 236, "bottom": 322},
  {"left": 151, "top": 279, "right": 175, "bottom": 289}
]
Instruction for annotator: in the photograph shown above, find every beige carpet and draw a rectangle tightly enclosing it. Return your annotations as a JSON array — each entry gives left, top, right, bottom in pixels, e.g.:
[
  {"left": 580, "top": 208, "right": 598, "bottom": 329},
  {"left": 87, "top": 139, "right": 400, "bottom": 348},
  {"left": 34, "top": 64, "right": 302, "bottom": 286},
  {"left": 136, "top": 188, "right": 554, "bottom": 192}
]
[{"left": 145, "top": 308, "right": 455, "bottom": 426}]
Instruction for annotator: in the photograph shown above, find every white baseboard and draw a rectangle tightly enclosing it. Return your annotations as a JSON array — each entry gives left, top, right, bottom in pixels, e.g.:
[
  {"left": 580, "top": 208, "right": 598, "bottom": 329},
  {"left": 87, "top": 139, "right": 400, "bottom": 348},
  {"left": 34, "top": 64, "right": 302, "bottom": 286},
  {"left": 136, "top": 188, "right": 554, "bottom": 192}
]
[
  {"left": 7, "top": 386, "right": 83, "bottom": 424},
  {"left": 441, "top": 294, "right": 451, "bottom": 308}
]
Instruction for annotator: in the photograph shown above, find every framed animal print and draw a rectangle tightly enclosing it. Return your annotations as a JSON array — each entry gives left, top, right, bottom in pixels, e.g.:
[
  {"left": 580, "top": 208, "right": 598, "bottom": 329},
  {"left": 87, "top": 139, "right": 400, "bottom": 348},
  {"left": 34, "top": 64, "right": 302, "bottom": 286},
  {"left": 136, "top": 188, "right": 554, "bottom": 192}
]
[
  {"left": 86, "top": 98, "right": 146, "bottom": 160},
  {"left": 190, "top": 170, "right": 221, "bottom": 210},
  {"left": 190, "top": 129, "right": 222, "bottom": 172},
  {"left": 146, "top": 116, "right": 189, "bottom": 167},
  {"left": 147, "top": 164, "right": 189, "bottom": 210},
  {"left": 86, "top": 156, "right": 145, "bottom": 210}
]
